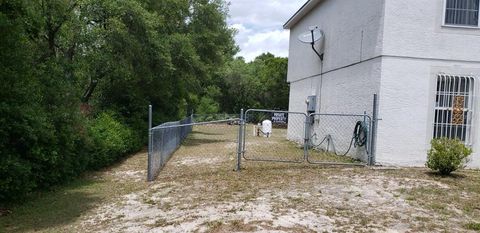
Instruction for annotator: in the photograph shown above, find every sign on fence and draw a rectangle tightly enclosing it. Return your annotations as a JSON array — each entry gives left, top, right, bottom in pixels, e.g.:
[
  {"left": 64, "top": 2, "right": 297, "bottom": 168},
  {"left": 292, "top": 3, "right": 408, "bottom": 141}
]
[{"left": 271, "top": 112, "right": 288, "bottom": 124}]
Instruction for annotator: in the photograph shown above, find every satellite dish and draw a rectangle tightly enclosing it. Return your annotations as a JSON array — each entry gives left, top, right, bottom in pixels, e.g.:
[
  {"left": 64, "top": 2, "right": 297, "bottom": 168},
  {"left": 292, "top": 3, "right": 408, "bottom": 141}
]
[
  {"left": 298, "top": 28, "right": 323, "bottom": 44},
  {"left": 297, "top": 26, "right": 325, "bottom": 60}
]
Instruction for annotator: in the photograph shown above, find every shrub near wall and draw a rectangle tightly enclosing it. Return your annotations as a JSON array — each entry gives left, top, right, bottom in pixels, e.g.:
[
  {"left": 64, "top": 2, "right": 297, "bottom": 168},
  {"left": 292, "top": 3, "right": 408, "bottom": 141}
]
[{"left": 426, "top": 138, "right": 472, "bottom": 175}]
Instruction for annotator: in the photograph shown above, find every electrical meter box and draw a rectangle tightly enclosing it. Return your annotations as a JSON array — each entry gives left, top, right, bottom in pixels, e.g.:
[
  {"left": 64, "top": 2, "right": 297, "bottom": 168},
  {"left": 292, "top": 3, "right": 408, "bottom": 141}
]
[{"left": 306, "top": 95, "right": 316, "bottom": 113}]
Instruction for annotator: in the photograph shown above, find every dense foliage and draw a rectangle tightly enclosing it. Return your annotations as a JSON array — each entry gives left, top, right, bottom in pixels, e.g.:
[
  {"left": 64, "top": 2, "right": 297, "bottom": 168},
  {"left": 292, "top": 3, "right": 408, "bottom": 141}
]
[
  {"left": 426, "top": 138, "right": 472, "bottom": 175},
  {"left": 218, "top": 54, "right": 290, "bottom": 113},
  {"left": 0, "top": 0, "right": 289, "bottom": 202}
]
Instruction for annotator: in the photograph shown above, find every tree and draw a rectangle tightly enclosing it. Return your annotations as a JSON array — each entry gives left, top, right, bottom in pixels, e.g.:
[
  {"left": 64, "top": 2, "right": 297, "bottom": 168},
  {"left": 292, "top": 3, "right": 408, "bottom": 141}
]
[
  {"left": 218, "top": 54, "right": 290, "bottom": 113},
  {"left": 0, "top": 0, "right": 289, "bottom": 202},
  {"left": 0, "top": 0, "right": 239, "bottom": 202}
]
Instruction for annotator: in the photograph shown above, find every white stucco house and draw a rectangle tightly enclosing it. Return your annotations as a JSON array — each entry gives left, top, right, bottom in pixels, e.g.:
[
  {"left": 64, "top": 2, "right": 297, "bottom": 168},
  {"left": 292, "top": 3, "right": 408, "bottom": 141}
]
[{"left": 285, "top": 0, "right": 480, "bottom": 167}]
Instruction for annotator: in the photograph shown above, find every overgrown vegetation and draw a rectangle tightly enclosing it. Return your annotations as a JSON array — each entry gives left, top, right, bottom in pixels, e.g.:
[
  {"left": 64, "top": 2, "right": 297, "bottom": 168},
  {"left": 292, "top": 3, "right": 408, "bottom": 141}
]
[
  {"left": 87, "top": 112, "right": 140, "bottom": 169},
  {"left": 426, "top": 138, "right": 472, "bottom": 175},
  {"left": 0, "top": 0, "right": 290, "bottom": 203}
]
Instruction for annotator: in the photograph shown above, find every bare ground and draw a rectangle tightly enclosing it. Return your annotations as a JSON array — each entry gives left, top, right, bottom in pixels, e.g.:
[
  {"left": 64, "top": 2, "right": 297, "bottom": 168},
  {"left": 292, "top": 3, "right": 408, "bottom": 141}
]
[{"left": 3, "top": 124, "right": 480, "bottom": 232}]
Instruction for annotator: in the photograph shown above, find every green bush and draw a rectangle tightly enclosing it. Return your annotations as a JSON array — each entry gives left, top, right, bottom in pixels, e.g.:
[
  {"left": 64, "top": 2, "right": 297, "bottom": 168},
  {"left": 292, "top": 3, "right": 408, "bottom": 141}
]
[
  {"left": 0, "top": 85, "right": 91, "bottom": 201},
  {"left": 0, "top": 109, "right": 142, "bottom": 202},
  {"left": 426, "top": 138, "right": 472, "bottom": 175},
  {"left": 87, "top": 112, "right": 138, "bottom": 169}
]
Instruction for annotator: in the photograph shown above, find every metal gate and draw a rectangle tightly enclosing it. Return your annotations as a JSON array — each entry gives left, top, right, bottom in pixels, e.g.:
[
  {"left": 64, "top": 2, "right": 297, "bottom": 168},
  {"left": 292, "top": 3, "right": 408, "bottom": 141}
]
[
  {"left": 241, "top": 109, "right": 307, "bottom": 163},
  {"left": 306, "top": 113, "right": 372, "bottom": 166},
  {"left": 236, "top": 103, "right": 378, "bottom": 170},
  {"left": 148, "top": 96, "right": 379, "bottom": 180},
  {"left": 237, "top": 94, "right": 378, "bottom": 170}
]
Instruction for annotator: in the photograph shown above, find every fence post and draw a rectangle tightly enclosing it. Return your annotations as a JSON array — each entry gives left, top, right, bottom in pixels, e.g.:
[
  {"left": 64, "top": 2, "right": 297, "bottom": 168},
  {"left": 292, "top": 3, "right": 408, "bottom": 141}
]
[
  {"left": 304, "top": 114, "right": 310, "bottom": 162},
  {"left": 369, "top": 94, "right": 379, "bottom": 166},
  {"left": 236, "top": 109, "right": 244, "bottom": 172},
  {"left": 147, "top": 105, "right": 153, "bottom": 181}
]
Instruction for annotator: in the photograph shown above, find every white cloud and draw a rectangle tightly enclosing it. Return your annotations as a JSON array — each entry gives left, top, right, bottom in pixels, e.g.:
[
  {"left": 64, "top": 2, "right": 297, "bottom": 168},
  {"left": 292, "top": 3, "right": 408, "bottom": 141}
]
[
  {"left": 227, "top": 0, "right": 306, "bottom": 61},
  {"left": 240, "top": 30, "right": 290, "bottom": 61}
]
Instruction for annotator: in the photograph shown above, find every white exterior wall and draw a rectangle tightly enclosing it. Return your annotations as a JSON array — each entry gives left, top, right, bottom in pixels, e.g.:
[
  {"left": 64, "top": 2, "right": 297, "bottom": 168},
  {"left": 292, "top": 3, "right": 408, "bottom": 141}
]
[
  {"left": 286, "top": 0, "right": 384, "bottom": 161},
  {"left": 382, "top": 0, "right": 480, "bottom": 61},
  {"left": 315, "top": 58, "right": 382, "bottom": 161},
  {"left": 287, "top": 0, "right": 384, "bottom": 83},
  {"left": 287, "top": 0, "right": 480, "bottom": 167},
  {"left": 377, "top": 57, "right": 480, "bottom": 167},
  {"left": 319, "top": 59, "right": 382, "bottom": 115},
  {"left": 287, "top": 59, "right": 382, "bottom": 161},
  {"left": 287, "top": 78, "right": 313, "bottom": 143},
  {"left": 376, "top": 0, "right": 480, "bottom": 167}
]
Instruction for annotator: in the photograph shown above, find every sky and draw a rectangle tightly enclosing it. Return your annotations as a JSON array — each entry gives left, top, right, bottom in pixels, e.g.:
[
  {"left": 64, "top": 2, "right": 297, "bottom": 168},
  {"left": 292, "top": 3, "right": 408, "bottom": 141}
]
[{"left": 227, "top": 0, "right": 306, "bottom": 62}]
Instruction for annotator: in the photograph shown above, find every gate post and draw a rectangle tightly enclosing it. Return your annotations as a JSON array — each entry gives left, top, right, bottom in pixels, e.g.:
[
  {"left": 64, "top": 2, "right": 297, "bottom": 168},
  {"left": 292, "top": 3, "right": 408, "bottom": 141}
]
[
  {"left": 304, "top": 113, "right": 310, "bottom": 162},
  {"left": 369, "top": 94, "right": 379, "bottom": 166},
  {"left": 236, "top": 109, "right": 244, "bottom": 171},
  {"left": 147, "top": 105, "right": 153, "bottom": 181}
]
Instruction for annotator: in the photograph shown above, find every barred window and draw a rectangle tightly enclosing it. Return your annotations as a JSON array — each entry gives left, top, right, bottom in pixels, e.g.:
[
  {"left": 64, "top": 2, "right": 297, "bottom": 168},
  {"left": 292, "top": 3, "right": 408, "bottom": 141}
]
[
  {"left": 433, "top": 75, "right": 475, "bottom": 145},
  {"left": 445, "top": 0, "right": 480, "bottom": 26}
]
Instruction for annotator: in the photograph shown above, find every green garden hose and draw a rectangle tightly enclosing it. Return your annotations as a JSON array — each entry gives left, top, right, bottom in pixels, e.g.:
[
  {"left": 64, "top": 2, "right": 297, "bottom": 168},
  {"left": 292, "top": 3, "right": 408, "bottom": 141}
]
[{"left": 311, "top": 120, "right": 368, "bottom": 156}]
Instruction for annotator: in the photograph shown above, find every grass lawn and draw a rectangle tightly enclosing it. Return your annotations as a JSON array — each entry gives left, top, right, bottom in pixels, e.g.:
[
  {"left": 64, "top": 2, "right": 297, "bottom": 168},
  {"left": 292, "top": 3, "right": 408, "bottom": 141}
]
[{"left": 1, "top": 124, "right": 479, "bottom": 232}]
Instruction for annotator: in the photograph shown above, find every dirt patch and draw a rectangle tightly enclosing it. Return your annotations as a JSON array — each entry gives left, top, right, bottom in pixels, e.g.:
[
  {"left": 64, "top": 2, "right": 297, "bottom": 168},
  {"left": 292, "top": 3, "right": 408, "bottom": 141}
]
[
  {"left": 170, "top": 156, "right": 227, "bottom": 166},
  {"left": 111, "top": 170, "right": 145, "bottom": 182},
  {"left": 79, "top": 167, "right": 471, "bottom": 232},
  {"left": 6, "top": 125, "right": 479, "bottom": 232},
  {"left": 76, "top": 124, "right": 480, "bottom": 232}
]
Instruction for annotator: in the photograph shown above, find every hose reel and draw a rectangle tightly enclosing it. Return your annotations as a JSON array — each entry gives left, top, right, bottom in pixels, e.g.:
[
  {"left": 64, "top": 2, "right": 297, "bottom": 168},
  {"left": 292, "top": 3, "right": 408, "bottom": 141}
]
[
  {"left": 353, "top": 120, "right": 368, "bottom": 147},
  {"left": 311, "top": 120, "right": 368, "bottom": 156}
]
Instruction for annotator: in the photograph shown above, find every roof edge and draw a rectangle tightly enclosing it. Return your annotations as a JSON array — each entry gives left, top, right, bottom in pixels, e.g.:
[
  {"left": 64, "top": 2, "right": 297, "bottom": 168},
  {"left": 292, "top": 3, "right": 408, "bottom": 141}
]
[{"left": 283, "top": 0, "right": 323, "bottom": 29}]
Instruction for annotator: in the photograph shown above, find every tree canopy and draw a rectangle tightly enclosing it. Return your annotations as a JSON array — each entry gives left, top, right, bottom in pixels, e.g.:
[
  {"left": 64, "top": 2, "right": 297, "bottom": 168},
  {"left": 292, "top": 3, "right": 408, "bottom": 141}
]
[{"left": 0, "top": 0, "right": 289, "bottom": 202}]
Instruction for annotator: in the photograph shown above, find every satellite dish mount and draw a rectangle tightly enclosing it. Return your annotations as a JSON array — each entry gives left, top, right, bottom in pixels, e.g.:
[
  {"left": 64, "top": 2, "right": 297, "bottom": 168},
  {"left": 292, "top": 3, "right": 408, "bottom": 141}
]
[{"left": 298, "top": 26, "right": 325, "bottom": 61}]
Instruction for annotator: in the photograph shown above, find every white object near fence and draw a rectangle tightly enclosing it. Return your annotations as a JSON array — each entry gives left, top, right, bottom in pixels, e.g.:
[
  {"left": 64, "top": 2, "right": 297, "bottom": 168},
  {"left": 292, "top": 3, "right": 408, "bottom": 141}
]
[
  {"left": 262, "top": 120, "right": 272, "bottom": 137},
  {"left": 253, "top": 120, "right": 273, "bottom": 137}
]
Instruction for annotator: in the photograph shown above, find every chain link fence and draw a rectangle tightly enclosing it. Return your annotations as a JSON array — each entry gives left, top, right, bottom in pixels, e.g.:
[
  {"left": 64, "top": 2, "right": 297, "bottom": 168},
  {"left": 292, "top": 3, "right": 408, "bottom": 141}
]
[
  {"left": 238, "top": 110, "right": 373, "bottom": 167},
  {"left": 192, "top": 114, "right": 239, "bottom": 122},
  {"left": 238, "top": 95, "right": 378, "bottom": 168},
  {"left": 242, "top": 110, "right": 307, "bottom": 163},
  {"left": 148, "top": 109, "right": 240, "bottom": 181},
  {"left": 147, "top": 95, "right": 378, "bottom": 179},
  {"left": 175, "top": 120, "right": 239, "bottom": 168},
  {"left": 307, "top": 113, "right": 371, "bottom": 165},
  {"left": 147, "top": 111, "right": 375, "bottom": 180},
  {"left": 148, "top": 116, "right": 193, "bottom": 181}
]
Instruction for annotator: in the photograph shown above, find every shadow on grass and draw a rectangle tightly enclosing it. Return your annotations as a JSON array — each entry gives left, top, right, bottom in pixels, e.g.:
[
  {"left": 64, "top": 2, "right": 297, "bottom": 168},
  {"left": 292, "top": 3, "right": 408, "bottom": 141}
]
[
  {"left": 424, "top": 170, "right": 467, "bottom": 179},
  {"left": 0, "top": 177, "right": 104, "bottom": 232},
  {"left": 190, "top": 131, "right": 224, "bottom": 136},
  {"left": 307, "top": 150, "right": 361, "bottom": 164}
]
